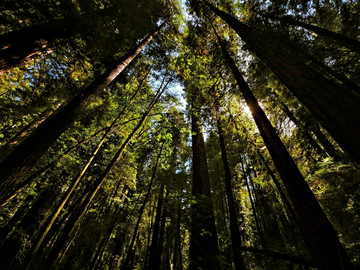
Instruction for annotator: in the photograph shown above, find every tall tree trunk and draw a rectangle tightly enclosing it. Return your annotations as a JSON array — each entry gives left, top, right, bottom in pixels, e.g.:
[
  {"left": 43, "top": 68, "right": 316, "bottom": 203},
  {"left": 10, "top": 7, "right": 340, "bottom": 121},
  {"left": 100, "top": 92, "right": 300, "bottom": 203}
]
[
  {"left": 89, "top": 204, "right": 124, "bottom": 270},
  {"left": 307, "top": 120, "right": 340, "bottom": 160},
  {"left": 247, "top": 167, "right": 270, "bottom": 241},
  {"left": 213, "top": 29, "right": 353, "bottom": 269},
  {"left": 306, "top": 55, "right": 360, "bottom": 95},
  {"left": 29, "top": 67, "right": 146, "bottom": 256},
  {"left": 0, "top": 22, "right": 165, "bottom": 203},
  {"left": 0, "top": 126, "right": 106, "bottom": 207},
  {"left": 173, "top": 197, "right": 183, "bottom": 270},
  {"left": 121, "top": 144, "right": 164, "bottom": 270},
  {"left": 268, "top": 92, "right": 326, "bottom": 157},
  {"left": 242, "top": 165, "right": 266, "bottom": 248},
  {"left": 207, "top": 2, "right": 360, "bottom": 166},
  {"left": 158, "top": 190, "right": 168, "bottom": 268},
  {"left": 0, "top": 7, "right": 117, "bottom": 74},
  {"left": 261, "top": 13, "right": 360, "bottom": 53},
  {"left": 216, "top": 116, "right": 246, "bottom": 270},
  {"left": 189, "top": 93, "right": 220, "bottom": 270},
  {"left": 148, "top": 183, "right": 165, "bottom": 270},
  {"left": 0, "top": 171, "right": 66, "bottom": 269},
  {"left": 110, "top": 196, "right": 137, "bottom": 269},
  {"left": 253, "top": 147, "right": 299, "bottom": 226},
  {"left": 27, "top": 84, "right": 167, "bottom": 269},
  {"left": 144, "top": 198, "right": 157, "bottom": 269},
  {"left": 3, "top": 108, "right": 54, "bottom": 150},
  {"left": 270, "top": 90, "right": 342, "bottom": 160},
  {"left": 0, "top": 113, "right": 147, "bottom": 207},
  {"left": 228, "top": 111, "right": 300, "bottom": 230}
]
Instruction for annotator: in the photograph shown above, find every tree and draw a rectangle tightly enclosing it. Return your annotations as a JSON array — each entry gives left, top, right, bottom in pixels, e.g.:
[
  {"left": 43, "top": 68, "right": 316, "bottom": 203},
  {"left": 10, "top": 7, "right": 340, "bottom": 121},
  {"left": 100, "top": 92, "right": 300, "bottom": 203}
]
[
  {"left": 0, "top": 0, "right": 170, "bottom": 74},
  {"left": 216, "top": 109, "right": 246, "bottom": 270},
  {"left": 0, "top": 23, "right": 165, "bottom": 203},
  {"left": 205, "top": 1, "right": 360, "bottom": 167},
  {"left": 189, "top": 89, "right": 221, "bottom": 269},
  {"left": 213, "top": 27, "right": 353, "bottom": 269},
  {"left": 1, "top": 1, "right": 360, "bottom": 269},
  {"left": 260, "top": 13, "right": 360, "bottom": 53}
]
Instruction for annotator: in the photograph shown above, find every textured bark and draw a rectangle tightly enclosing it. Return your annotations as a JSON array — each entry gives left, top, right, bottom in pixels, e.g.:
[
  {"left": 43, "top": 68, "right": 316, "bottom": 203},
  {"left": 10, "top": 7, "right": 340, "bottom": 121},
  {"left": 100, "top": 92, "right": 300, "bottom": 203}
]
[
  {"left": 216, "top": 117, "right": 246, "bottom": 270},
  {"left": 189, "top": 94, "right": 220, "bottom": 270},
  {"left": 213, "top": 26, "right": 353, "bottom": 269},
  {"left": 0, "top": 23, "right": 164, "bottom": 203},
  {"left": 208, "top": 2, "right": 360, "bottom": 167}
]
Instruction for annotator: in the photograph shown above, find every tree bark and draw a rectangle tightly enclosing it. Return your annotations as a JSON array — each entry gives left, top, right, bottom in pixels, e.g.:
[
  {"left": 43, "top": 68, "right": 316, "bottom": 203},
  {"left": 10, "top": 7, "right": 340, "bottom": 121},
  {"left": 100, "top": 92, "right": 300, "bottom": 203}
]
[
  {"left": 216, "top": 116, "right": 246, "bottom": 270},
  {"left": 26, "top": 84, "right": 166, "bottom": 269},
  {"left": 121, "top": 144, "right": 164, "bottom": 270},
  {"left": 242, "top": 164, "right": 266, "bottom": 248},
  {"left": 148, "top": 183, "right": 165, "bottom": 270},
  {"left": 0, "top": 22, "right": 164, "bottom": 203},
  {"left": 213, "top": 27, "right": 353, "bottom": 269},
  {"left": 268, "top": 92, "right": 326, "bottom": 157},
  {"left": 0, "top": 7, "right": 117, "bottom": 74},
  {"left": 173, "top": 197, "right": 183, "bottom": 270},
  {"left": 29, "top": 67, "right": 146, "bottom": 256},
  {"left": 189, "top": 92, "right": 220, "bottom": 270},
  {"left": 207, "top": 2, "right": 360, "bottom": 167},
  {"left": 0, "top": 125, "right": 107, "bottom": 207}
]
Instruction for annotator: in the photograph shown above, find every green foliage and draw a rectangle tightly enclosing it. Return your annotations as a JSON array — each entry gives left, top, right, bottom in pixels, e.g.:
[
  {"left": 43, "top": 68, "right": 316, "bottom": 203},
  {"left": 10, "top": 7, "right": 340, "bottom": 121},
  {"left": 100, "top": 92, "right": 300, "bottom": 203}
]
[{"left": 1, "top": 0, "right": 360, "bottom": 269}]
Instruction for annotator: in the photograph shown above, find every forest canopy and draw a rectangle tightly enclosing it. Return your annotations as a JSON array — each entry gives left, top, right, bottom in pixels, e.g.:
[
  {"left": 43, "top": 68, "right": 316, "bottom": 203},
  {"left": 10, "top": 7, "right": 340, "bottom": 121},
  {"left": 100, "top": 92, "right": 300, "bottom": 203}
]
[{"left": 0, "top": 0, "right": 360, "bottom": 269}]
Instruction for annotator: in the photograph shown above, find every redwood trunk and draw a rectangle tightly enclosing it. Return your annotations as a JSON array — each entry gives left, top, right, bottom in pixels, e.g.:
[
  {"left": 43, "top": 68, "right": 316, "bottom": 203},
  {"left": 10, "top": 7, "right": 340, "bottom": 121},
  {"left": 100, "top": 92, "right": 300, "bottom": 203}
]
[
  {"left": 30, "top": 70, "right": 145, "bottom": 254},
  {"left": 208, "top": 2, "right": 360, "bottom": 166},
  {"left": 189, "top": 96, "right": 220, "bottom": 270},
  {"left": 27, "top": 85, "right": 166, "bottom": 269},
  {"left": 0, "top": 23, "right": 164, "bottom": 203},
  {"left": 214, "top": 28, "right": 353, "bottom": 269},
  {"left": 216, "top": 117, "right": 246, "bottom": 270},
  {"left": 268, "top": 92, "right": 326, "bottom": 157},
  {"left": 0, "top": 7, "right": 117, "bottom": 73},
  {"left": 148, "top": 184, "right": 165, "bottom": 270},
  {"left": 121, "top": 145, "right": 163, "bottom": 270},
  {"left": 262, "top": 13, "right": 360, "bottom": 53}
]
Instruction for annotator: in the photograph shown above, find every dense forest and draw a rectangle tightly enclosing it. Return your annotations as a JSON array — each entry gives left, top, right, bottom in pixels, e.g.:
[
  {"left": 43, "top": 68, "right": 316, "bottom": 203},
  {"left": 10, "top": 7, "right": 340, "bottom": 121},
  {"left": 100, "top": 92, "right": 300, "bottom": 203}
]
[{"left": 0, "top": 0, "right": 360, "bottom": 269}]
